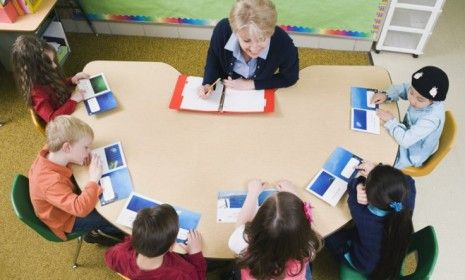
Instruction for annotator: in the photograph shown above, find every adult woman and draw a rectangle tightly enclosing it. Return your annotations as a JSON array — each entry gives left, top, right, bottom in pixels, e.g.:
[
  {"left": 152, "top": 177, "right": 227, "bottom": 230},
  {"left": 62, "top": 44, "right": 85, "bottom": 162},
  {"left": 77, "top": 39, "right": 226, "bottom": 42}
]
[{"left": 199, "top": 0, "right": 299, "bottom": 97}]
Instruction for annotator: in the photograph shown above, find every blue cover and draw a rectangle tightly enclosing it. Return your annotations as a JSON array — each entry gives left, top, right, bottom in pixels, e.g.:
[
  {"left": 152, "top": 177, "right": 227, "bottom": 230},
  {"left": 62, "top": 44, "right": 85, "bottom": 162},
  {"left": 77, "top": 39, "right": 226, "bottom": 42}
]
[
  {"left": 353, "top": 108, "right": 368, "bottom": 131},
  {"left": 124, "top": 194, "right": 201, "bottom": 243},
  {"left": 218, "top": 189, "right": 276, "bottom": 208},
  {"left": 99, "top": 168, "right": 133, "bottom": 205},
  {"left": 322, "top": 147, "right": 362, "bottom": 182},
  {"left": 309, "top": 170, "right": 335, "bottom": 196},
  {"left": 84, "top": 91, "right": 118, "bottom": 115},
  {"left": 351, "top": 87, "right": 379, "bottom": 110}
]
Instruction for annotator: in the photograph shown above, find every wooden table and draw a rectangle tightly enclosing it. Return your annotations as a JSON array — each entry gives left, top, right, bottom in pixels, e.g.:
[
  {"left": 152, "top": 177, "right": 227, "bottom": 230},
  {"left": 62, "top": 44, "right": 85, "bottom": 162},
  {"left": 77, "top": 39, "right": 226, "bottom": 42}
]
[{"left": 73, "top": 61, "right": 398, "bottom": 258}]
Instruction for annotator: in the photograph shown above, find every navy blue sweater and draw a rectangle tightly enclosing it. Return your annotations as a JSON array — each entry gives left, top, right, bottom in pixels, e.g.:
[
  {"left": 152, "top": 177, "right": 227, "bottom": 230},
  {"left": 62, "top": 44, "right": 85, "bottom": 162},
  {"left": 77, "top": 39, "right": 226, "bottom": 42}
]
[
  {"left": 202, "top": 18, "right": 299, "bottom": 90},
  {"left": 347, "top": 175, "right": 416, "bottom": 275}
]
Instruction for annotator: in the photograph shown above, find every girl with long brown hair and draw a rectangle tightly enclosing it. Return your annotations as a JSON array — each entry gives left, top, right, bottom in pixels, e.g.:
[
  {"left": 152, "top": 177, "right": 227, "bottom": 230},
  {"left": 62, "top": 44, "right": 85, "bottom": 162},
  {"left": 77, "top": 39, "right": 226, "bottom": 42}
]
[
  {"left": 229, "top": 179, "right": 322, "bottom": 280},
  {"left": 11, "top": 35, "right": 89, "bottom": 122}
]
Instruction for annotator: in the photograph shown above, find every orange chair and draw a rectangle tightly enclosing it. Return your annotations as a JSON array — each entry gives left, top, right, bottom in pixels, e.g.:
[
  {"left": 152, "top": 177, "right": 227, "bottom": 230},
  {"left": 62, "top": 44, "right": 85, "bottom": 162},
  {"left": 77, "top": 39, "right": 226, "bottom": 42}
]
[
  {"left": 29, "top": 109, "right": 46, "bottom": 135},
  {"left": 402, "top": 111, "right": 457, "bottom": 177}
]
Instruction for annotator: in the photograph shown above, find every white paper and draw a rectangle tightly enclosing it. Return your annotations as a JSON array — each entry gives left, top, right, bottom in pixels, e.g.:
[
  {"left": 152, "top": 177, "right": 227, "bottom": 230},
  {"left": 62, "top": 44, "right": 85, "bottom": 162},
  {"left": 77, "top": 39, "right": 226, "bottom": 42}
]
[
  {"left": 222, "top": 88, "right": 266, "bottom": 112},
  {"left": 100, "top": 176, "right": 115, "bottom": 201},
  {"left": 180, "top": 76, "right": 222, "bottom": 111},
  {"left": 366, "top": 90, "right": 376, "bottom": 109},
  {"left": 307, "top": 170, "right": 347, "bottom": 207},
  {"left": 87, "top": 98, "right": 100, "bottom": 113},
  {"left": 340, "top": 157, "right": 361, "bottom": 178},
  {"left": 351, "top": 109, "right": 381, "bottom": 135}
]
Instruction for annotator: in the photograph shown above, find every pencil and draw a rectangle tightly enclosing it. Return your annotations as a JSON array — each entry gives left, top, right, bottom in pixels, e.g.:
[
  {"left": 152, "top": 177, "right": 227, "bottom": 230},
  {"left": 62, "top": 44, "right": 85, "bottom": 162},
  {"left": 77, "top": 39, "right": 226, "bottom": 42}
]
[{"left": 207, "top": 78, "right": 221, "bottom": 94}]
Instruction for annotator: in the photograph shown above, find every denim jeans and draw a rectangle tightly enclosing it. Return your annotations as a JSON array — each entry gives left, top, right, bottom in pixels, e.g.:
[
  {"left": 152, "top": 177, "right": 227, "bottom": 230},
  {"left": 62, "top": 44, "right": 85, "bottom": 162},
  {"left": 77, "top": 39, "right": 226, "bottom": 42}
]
[{"left": 71, "top": 209, "right": 122, "bottom": 236}]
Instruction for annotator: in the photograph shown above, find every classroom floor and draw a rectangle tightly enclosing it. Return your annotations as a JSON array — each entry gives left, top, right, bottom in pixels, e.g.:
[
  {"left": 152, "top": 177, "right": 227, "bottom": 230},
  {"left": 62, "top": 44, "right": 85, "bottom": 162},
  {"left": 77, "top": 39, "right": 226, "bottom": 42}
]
[{"left": 371, "top": 0, "right": 464, "bottom": 278}]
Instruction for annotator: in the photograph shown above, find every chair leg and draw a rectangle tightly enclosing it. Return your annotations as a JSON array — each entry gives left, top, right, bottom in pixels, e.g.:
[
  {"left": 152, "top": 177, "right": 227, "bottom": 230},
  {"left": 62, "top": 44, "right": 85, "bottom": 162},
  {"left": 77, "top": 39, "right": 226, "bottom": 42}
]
[{"left": 72, "top": 236, "right": 83, "bottom": 269}]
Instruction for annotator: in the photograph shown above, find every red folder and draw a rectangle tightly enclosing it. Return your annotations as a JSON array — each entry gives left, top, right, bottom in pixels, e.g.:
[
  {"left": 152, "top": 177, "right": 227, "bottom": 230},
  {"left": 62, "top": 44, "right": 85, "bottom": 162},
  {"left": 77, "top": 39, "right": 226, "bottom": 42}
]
[{"left": 169, "top": 75, "right": 275, "bottom": 113}]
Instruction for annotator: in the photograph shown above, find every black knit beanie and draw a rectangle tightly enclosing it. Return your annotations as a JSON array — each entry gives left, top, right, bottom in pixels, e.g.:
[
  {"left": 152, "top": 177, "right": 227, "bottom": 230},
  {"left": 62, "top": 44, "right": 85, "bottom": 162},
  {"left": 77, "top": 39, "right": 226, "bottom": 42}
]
[{"left": 411, "top": 66, "right": 449, "bottom": 101}]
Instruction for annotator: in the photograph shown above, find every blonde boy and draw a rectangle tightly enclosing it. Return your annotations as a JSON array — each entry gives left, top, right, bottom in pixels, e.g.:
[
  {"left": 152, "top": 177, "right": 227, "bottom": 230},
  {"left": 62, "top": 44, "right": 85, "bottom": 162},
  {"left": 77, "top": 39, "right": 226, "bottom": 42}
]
[{"left": 29, "top": 115, "right": 122, "bottom": 244}]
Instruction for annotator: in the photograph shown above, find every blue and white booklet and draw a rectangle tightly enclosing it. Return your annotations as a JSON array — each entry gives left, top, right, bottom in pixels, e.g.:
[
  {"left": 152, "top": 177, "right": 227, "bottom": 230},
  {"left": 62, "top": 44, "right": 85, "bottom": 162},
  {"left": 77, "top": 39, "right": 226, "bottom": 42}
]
[
  {"left": 78, "top": 73, "right": 118, "bottom": 115},
  {"left": 92, "top": 142, "right": 133, "bottom": 206},
  {"left": 217, "top": 189, "right": 276, "bottom": 223},
  {"left": 116, "top": 192, "right": 201, "bottom": 243},
  {"left": 306, "top": 147, "right": 362, "bottom": 206},
  {"left": 351, "top": 87, "right": 380, "bottom": 134}
]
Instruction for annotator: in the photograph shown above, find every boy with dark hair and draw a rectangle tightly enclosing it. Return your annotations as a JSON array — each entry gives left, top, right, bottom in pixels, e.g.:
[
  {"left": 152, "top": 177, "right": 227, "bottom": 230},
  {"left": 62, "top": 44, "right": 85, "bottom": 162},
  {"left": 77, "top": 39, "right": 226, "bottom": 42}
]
[
  {"left": 372, "top": 66, "right": 449, "bottom": 169},
  {"left": 105, "top": 204, "right": 207, "bottom": 279}
]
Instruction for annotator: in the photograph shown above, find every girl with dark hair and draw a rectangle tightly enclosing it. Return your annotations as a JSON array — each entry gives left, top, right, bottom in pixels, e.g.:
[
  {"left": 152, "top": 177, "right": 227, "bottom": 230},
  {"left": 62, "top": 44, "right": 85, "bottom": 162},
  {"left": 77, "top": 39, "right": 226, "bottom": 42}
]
[
  {"left": 228, "top": 179, "right": 322, "bottom": 280},
  {"left": 11, "top": 35, "right": 89, "bottom": 123},
  {"left": 325, "top": 162, "right": 416, "bottom": 279}
]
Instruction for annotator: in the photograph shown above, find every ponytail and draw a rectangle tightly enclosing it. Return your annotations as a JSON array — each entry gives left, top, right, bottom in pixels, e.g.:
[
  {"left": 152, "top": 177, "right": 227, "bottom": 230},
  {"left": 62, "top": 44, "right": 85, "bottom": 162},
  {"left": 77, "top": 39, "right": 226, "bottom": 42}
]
[{"left": 371, "top": 208, "right": 413, "bottom": 279}]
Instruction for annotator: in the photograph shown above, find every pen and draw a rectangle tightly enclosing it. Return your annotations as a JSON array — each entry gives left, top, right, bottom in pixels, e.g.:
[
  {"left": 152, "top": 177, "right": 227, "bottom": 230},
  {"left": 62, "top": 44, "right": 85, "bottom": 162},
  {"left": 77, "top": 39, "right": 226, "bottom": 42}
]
[{"left": 207, "top": 78, "right": 221, "bottom": 94}]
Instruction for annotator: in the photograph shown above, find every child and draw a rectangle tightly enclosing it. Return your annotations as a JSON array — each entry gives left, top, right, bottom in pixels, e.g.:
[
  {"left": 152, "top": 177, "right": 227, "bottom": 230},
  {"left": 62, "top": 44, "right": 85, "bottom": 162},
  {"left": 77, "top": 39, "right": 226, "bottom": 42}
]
[
  {"left": 371, "top": 66, "right": 449, "bottom": 169},
  {"left": 29, "top": 115, "right": 124, "bottom": 245},
  {"left": 11, "top": 35, "right": 89, "bottom": 123},
  {"left": 229, "top": 179, "right": 322, "bottom": 280},
  {"left": 105, "top": 204, "right": 207, "bottom": 280},
  {"left": 325, "top": 162, "right": 416, "bottom": 279}
]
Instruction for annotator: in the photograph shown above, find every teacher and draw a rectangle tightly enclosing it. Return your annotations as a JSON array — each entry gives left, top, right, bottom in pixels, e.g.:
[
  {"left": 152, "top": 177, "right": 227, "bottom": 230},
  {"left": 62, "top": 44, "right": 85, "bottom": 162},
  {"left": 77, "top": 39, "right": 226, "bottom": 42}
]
[{"left": 199, "top": 0, "right": 299, "bottom": 97}]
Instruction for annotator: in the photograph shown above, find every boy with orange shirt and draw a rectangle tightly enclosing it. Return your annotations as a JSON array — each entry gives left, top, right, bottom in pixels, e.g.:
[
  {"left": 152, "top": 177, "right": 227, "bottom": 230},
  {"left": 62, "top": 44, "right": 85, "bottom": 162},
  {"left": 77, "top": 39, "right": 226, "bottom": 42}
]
[{"left": 29, "top": 115, "right": 123, "bottom": 245}]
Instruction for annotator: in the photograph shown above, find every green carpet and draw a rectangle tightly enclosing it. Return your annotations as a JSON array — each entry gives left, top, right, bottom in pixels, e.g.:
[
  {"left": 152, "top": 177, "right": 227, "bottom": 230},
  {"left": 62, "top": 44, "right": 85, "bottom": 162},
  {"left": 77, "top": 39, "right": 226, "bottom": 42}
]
[{"left": 0, "top": 33, "right": 369, "bottom": 279}]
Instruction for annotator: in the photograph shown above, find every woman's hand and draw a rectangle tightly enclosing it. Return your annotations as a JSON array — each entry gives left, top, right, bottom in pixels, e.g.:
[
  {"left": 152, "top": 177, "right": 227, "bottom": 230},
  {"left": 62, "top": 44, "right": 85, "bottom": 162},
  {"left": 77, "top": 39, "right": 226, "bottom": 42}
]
[
  {"left": 197, "top": 84, "right": 212, "bottom": 99},
  {"left": 71, "top": 72, "right": 90, "bottom": 85},
  {"left": 223, "top": 77, "right": 255, "bottom": 90}
]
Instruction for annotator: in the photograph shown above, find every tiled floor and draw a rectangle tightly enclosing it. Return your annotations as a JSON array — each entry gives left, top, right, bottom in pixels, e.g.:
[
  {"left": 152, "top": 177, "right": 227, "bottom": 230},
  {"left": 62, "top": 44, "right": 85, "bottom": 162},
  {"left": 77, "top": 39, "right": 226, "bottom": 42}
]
[{"left": 372, "top": 1, "right": 464, "bottom": 278}]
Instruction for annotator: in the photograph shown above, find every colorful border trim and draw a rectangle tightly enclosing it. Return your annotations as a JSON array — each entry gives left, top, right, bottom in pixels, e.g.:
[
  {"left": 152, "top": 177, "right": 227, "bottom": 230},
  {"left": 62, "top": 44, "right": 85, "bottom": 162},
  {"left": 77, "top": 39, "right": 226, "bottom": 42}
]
[{"left": 73, "top": 11, "right": 373, "bottom": 39}]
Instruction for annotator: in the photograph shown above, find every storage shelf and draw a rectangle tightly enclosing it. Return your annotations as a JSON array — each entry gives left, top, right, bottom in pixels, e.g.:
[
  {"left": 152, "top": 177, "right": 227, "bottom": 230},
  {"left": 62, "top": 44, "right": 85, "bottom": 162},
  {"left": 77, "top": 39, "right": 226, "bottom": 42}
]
[{"left": 388, "top": 26, "right": 425, "bottom": 34}]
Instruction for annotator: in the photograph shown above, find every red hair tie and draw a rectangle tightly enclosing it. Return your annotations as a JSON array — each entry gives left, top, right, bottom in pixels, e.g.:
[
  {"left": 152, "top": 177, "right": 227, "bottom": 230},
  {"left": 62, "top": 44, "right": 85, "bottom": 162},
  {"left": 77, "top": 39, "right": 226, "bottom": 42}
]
[{"left": 303, "top": 201, "right": 314, "bottom": 224}]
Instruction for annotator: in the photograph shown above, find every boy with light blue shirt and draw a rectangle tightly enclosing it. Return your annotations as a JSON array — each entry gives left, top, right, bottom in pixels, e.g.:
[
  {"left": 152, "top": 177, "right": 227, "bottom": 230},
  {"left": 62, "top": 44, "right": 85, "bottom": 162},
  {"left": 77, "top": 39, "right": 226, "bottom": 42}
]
[{"left": 372, "top": 66, "right": 449, "bottom": 169}]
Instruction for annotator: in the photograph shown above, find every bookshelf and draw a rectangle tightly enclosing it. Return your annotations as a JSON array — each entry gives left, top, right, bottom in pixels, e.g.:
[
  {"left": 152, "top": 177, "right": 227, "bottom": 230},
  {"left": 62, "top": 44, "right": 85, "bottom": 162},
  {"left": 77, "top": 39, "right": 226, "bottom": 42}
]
[
  {"left": 375, "top": 0, "right": 446, "bottom": 57},
  {"left": 0, "top": 0, "right": 70, "bottom": 70}
]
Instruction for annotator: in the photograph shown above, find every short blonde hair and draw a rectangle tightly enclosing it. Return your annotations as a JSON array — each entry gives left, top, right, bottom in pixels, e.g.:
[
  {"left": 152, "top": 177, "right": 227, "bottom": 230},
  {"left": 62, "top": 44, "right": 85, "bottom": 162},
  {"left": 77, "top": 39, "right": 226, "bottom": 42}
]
[
  {"left": 229, "top": 0, "right": 277, "bottom": 40},
  {"left": 46, "top": 115, "right": 94, "bottom": 152}
]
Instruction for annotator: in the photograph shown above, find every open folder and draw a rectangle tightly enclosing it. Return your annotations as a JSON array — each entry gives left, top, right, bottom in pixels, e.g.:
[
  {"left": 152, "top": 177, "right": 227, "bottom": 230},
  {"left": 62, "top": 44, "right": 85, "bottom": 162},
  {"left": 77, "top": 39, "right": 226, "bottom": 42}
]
[
  {"left": 169, "top": 75, "right": 275, "bottom": 113},
  {"left": 306, "top": 147, "right": 362, "bottom": 206},
  {"left": 78, "top": 73, "right": 118, "bottom": 115},
  {"left": 351, "top": 87, "right": 380, "bottom": 134}
]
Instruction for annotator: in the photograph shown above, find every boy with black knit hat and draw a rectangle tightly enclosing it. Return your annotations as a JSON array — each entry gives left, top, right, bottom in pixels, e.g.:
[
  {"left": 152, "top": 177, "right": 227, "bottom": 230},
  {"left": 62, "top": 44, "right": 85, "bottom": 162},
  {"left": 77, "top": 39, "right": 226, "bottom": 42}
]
[{"left": 371, "top": 66, "right": 449, "bottom": 169}]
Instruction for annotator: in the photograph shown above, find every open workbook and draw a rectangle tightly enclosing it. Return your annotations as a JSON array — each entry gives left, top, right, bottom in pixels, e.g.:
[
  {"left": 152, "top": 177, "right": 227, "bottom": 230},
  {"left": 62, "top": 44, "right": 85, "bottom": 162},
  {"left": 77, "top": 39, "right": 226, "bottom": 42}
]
[
  {"left": 116, "top": 192, "right": 201, "bottom": 243},
  {"left": 306, "top": 147, "right": 362, "bottom": 206},
  {"left": 93, "top": 142, "right": 133, "bottom": 206},
  {"left": 351, "top": 87, "right": 380, "bottom": 134},
  {"left": 169, "top": 75, "right": 275, "bottom": 113},
  {"left": 78, "top": 73, "right": 117, "bottom": 115},
  {"left": 217, "top": 189, "right": 276, "bottom": 223}
]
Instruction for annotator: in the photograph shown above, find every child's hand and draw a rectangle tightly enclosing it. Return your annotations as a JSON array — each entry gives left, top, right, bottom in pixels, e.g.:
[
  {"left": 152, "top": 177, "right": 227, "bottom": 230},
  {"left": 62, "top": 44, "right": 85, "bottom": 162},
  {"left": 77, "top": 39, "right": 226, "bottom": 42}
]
[
  {"left": 70, "top": 89, "right": 84, "bottom": 102},
  {"left": 356, "top": 184, "right": 368, "bottom": 205},
  {"left": 371, "top": 92, "right": 387, "bottom": 104},
  {"left": 223, "top": 76, "right": 254, "bottom": 90},
  {"left": 89, "top": 154, "right": 103, "bottom": 183},
  {"left": 376, "top": 109, "right": 394, "bottom": 122},
  {"left": 247, "top": 179, "right": 266, "bottom": 196},
  {"left": 197, "top": 84, "right": 212, "bottom": 99},
  {"left": 356, "top": 161, "right": 377, "bottom": 177},
  {"left": 276, "top": 179, "right": 298, "bottom": 195},
  {"left": 180, "top": 230, "right": 203, "bottom": 255},
  {"left": 71, "top": 72, "right": 90, "bottom": 84}
]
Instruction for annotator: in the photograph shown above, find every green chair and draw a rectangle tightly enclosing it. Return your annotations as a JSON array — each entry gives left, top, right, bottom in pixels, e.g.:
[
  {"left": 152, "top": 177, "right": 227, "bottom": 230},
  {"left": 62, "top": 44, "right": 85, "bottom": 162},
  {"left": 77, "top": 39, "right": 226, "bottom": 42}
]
[
  {"left": 11, "top": 174, "right": 86, "bottom": 269},
  {"left": 340, "top": 225, "right": 438, "bottom": 279}
]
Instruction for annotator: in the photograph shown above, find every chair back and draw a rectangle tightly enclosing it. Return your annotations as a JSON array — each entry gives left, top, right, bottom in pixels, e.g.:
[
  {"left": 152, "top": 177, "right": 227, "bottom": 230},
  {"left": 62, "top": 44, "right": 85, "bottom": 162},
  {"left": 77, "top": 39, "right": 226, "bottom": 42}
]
[
  {"left": 29, "top": 109, "right": 46, "bottom": 135},
  {"left": 11, "top": 174, "right": 62, "bottom": 242},
  {"left": 403, "top": 110, "right": 457, "bottom": 176},
  {"left": 402, "top": 226, "right": 438, "bottom": 280}
]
